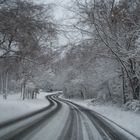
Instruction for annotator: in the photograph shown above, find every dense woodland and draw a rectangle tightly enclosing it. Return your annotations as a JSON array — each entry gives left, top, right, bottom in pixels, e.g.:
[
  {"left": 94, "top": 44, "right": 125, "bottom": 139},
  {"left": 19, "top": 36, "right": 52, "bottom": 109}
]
[
  {"left": 0, "top": 0, "right": 140, "bottom": 111},
  {"left": 0, "top": 0, "right": 57, "bottom": 99}
]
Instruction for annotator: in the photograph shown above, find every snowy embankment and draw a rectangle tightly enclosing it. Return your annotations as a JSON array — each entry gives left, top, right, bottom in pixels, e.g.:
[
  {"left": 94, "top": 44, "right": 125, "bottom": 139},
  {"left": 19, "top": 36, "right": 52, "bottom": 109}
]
[
  {"left": 66, "top": 98, "right": 140, "bottom": 137},
  {"left": 0, "top": 92, "right": 53, "bottom": 122}
]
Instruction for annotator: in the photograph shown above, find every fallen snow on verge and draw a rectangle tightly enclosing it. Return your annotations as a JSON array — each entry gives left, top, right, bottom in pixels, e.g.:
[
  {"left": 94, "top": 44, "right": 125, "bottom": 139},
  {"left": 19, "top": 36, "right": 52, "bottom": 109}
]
[
  {"left": 92, "top": 104, "right": 140, "bottom": 137},
  {"left": 65, "top": 98, "right": 140, "bottom": 137},
  {"left": 0, "top": 92, "right": 54, "bottom": 122}
]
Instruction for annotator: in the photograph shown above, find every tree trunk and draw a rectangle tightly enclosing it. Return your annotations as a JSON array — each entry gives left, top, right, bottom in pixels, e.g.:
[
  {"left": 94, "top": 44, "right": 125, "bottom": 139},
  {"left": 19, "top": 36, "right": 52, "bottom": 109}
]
[
  {"left": 2, "top": 71, "right": 8, "bottom": 100},
  {"left": 1, "top": 74, "right": 3, "bottom": 95},
  {"left": 107, "top": 82, "right": 112, "bottom": 101},
  {"left": 21, "top": 81, "right": 26, "bottom": 100},
  {"left": 122, "top": 68, "right": 126, "bottom": 104},
  {"left": 5, "top": 71, "right": 8, "bottom": 99}
]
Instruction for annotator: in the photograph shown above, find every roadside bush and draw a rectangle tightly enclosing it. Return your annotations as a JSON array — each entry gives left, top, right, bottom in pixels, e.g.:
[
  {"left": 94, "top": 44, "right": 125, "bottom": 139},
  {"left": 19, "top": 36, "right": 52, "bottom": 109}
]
[{"left": 122, "top": 100, "right": 140, "bottom": 112}]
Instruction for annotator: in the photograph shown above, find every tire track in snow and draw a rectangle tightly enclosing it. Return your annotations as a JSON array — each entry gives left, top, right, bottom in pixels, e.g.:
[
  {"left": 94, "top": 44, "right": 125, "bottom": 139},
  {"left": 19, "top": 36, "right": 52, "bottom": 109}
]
[
  {"left": 1, "top": 93, "right": 140, "bottom": 140},
  {"left": 0, "top": 95, "right": 54, "bottom": 129},
  {"left": 82, "top": 109, "right": 140, "bottom": 140},
  {"left": 76, "top": 110, "right": 84, "bottom": 140},
  {"left": 0, "top": 95, "right": 62, "bottom": 140},
  {"left": 91, "top": 110, "right": 140, "bottom": 140},
  {"left": 58, "top": 107, "right": 75, "bottom": 140},
  {"left": 58, "top": 101, "right": 83, "bottom": 140},
  {"left": 79, "top": 111, "right": 96, "bottom": 140},
  {"left": 58, "top": 96, "right": 140, "bottom": 140}
]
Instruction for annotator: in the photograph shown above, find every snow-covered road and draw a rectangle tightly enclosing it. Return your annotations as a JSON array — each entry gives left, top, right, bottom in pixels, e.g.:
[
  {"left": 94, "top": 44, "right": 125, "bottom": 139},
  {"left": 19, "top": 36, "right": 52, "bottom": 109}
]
[{"left": 0, "top": 93, "right": 140, "bottom": 140}]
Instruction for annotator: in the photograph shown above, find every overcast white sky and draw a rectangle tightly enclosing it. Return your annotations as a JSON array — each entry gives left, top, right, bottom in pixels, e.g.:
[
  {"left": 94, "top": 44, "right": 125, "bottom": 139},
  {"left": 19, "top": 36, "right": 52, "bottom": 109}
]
[
  {"left": 33, "top": 0, "right": 73, "bottom": 46},
  {"left": 34, "top": 0, "right": 71, "bottom": 20},
  {"left": 33, "top": 0, "right": 121, "bottom": 46}
]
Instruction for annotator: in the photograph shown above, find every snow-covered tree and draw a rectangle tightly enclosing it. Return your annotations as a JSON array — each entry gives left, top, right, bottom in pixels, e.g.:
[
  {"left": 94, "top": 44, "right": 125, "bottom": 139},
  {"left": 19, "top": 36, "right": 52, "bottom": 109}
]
[
  {"left": 0, "top": 0, "right": 57, "bottom": 99},
  {"left": 65, "top": 0, "right": 140, "bottom": 102}
]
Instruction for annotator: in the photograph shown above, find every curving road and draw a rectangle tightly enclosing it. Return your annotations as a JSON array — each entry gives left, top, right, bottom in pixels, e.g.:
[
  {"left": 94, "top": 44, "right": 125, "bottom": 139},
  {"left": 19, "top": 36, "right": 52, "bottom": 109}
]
[{"left": 0, "top": 93, "right": 140, "bottom": 140}]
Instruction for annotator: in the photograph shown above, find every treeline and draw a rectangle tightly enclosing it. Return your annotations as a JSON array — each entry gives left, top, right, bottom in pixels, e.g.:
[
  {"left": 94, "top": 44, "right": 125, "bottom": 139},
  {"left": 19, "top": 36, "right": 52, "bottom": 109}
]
[
  {"left": 49, "top": 0, "right": 140, "bottom": 105},
  {"left": 0, "top": 0, "right": 57, "bottom": 99},
  {"left": 72, "top": 0, "right": 140, "bottom": 103}
]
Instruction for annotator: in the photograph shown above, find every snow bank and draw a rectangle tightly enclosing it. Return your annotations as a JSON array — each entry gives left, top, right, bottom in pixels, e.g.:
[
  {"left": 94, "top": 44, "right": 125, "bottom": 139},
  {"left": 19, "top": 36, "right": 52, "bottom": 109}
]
[
  {"left": 66, "top": 98, "right": 140, "bottom": 137},
  {"left": 122, "top": 100, "right": 140, "bottom": 112},
  {"left": 91, "top": 104, "right": 140, "bottom": 137},
  {"left": 0, "top": 92, "right": 52, "bottom": 122}
]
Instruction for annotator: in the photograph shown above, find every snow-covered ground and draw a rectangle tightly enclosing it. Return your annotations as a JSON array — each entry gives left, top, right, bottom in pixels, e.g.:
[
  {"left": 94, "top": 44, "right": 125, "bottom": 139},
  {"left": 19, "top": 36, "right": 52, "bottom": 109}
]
[
  {"left": 0, "top": 92, "right": 53, "bottom": 122},
  {"left": 1, "top": 92, "right": 140, "bottom": 138},
  {"left": 66, "top": 98, "right": 140, "bottom": 137}
]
